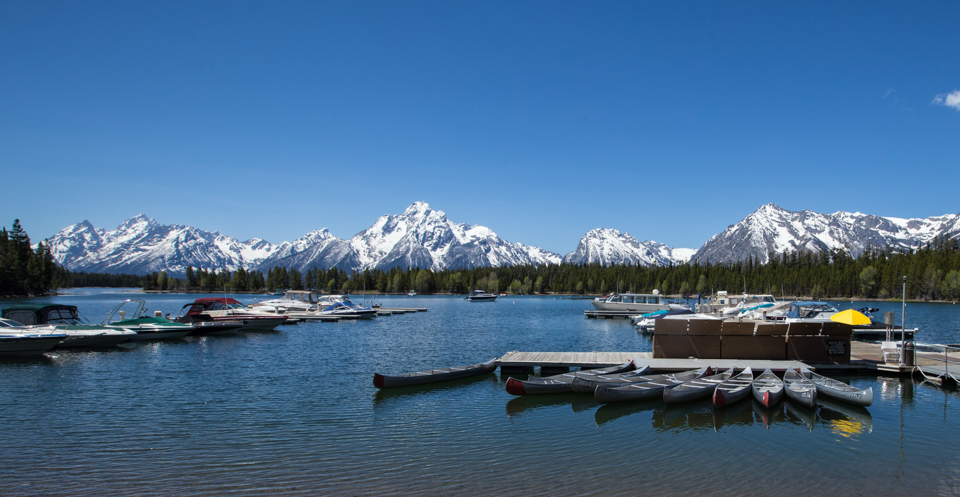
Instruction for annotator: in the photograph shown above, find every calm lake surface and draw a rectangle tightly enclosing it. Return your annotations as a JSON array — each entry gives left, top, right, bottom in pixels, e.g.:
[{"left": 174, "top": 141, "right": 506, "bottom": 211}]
[{"left": 2, "top": 290, "right": 960, "bottom": 496}]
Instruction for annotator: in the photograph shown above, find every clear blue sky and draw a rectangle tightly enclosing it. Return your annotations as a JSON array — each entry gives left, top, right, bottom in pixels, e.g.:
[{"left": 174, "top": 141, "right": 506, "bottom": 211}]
[{"left": 2, "top": 1, "right": 958, "bottom": 254}]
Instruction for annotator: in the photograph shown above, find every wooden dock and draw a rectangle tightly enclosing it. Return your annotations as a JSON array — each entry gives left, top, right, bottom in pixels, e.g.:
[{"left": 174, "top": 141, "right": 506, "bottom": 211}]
[
  {"left": 584, "top": 310, "right": 640, "bottom": 319},
  {"left": 497, "top": 351, "right": 809, "bottom": 374}
]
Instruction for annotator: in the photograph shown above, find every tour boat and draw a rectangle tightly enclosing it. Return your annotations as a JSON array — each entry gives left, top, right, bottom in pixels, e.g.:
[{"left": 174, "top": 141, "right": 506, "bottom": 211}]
[
  {"left": 465, "top": 290, "right": 498, "bottom": 302},
  {"left": 590, "top": 291, "right": 675, "bottom": 313}
]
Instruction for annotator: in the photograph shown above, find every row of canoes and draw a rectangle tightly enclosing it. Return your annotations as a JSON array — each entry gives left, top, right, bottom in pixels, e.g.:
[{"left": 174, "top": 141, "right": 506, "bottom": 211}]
[
  {"left": 507, "top": 365, "right": 873, "bottom": 408},
  {"left": 371, "top": 359, "right": 873, "bottom": 409}
]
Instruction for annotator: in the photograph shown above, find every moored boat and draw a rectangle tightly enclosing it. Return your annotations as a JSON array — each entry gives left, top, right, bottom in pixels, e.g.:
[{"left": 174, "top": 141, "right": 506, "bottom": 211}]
[
  {"left": 187, "top": 298, "right": 288, "bottom": 332},
  {"left": 663, "top": 368, "right": 735, "bottom": 404},
  {"left": 570, "top": 367, "right": 662, "bottom": 393},
  {"left": 590, "top": 291, "right": 674, "bottom": 313},
  {"left": 0, "top": 319, "right": 68, "bottom": 356},
  {"left": 2, "top": 304, "right": 136, "bottom": 348},
  {"left": 465, "top": 290, "right": 498, "bottom": 302},
  {"left": 506, "top": 360, "right": 643, "bottom": 396},
  {"left": 713, "top": 367, "right": 754, "bottom": 407},
  {"left": 752, "top": 368, "right": 784, "bottom": 408},
  {"left": 101, "top": 300, "right": 194, "bottom": 341},
  {"left": 803, "top": 370, "right": 873, "bottom": 407},
  {"left": 374, "top": 359, "right": 498, "bottom": 388},
  {"left": 783, "top": 369, "right": 818, "bottom": 408},
  {"left": 594, "top": 367, "right": 710, "bottom": 404}
]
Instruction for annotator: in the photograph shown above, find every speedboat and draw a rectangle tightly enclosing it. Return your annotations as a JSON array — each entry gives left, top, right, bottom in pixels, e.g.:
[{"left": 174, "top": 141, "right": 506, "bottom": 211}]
[
  {"left": 101, "top": 300, "right": 195, "bottom": 340},
  {"left": 187, "top": 298, "right": 288, "bottom": 331},
  {"left": 2, "top": 304, "right": 136, "bottom": 348},
  {"left": 465, "top": 290, "right": 498, "bottom": 302},
  {"left": 0, "top": 318, "right": 68, "bottom": 356},
  {"left": 590, "top": 291, "right": 674, "bottom": 313},
  {"left": 632, "top": 308, "right": 696, "bottom": 333},
  {"left": 252, "top": 290, "right": 324, "bottom": 313},
  {"left": 316, "top": 296, "right": 377, "bottom": 319},
  {"left": 174, "top": 304, "right": 244, "bottom": 336},
  {"left": 408, "top": 290, "right": 416, "bottom": 297},
  {"left": 783, "top": 301, "right": 840, "bottom": 323},
  {"left": 696, "top": 292, "right": 778, "bottom": 316}
]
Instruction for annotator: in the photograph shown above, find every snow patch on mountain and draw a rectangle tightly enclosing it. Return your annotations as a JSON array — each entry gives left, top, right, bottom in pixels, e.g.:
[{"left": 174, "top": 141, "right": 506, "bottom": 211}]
[
  {"left": 693, "top": 203, "right": 960, "bottom": 264},
  {"left": 562, "top": 228, "right": 695, "bottom": 266}
]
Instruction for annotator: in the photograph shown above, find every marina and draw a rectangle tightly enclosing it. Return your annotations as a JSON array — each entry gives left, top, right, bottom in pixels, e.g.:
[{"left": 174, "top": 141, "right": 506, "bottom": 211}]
[{"left": 1, "top": 290, "right": 959, "bottom": 495}]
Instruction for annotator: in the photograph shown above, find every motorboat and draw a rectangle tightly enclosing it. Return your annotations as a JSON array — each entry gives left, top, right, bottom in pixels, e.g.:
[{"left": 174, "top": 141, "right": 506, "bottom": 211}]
[
  {"left": 101, "top": 300, "right": 195, "bottom": 340},
  {"left": 407, "top": 290, "right": 416, "bottom": 297},
  {"left": 632, "top": 308, "right": 696, "bottom": 333},
  {"left": 316, "top": 296, "right": 377, "bottom": 319},
  {"left": 465, "top": 290, "right": 498, "bottom": 302},
  {"left": 590, "top": 291, "right": 676, "bottom": 313},
  {"left": 0, "top": 318, "right": 68, "bottom": 356},
  {"left": 2, "top": 303, "right": 136, "bottom": 348},
  {"left": 186, "top": 298, "right": 288, "bottom": 331},
  {"left": 174, "top": 304, "right": 244, "bottom": 336},
  {"left": 696, "top": 292, "right": 778, "bottom": 316},
  {"left": 252, "top": 290, "right": 324, "bottom": 313},
  {"left": 783, "top": 301, "right": 840, "bottom": 323}
]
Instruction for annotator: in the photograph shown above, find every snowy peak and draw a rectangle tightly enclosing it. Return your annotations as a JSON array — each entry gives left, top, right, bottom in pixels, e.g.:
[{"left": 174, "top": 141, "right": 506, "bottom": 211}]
[
  {"left": 259, "top": 202, "right": 563, "bottom": 272},
  {"left": 694, "top": 204, "right": 960, "bottom": 264},
  {"left": 47, "top": 215, "right": 287, "bottom": 275},
  {"left": 563, "top": 228, "right": 694, "bottom": 266}
]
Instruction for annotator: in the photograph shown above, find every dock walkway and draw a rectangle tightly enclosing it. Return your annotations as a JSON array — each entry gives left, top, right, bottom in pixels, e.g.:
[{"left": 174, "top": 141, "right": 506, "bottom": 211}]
[{"left": 497, "top": 351, "right": 807, "bottom": 374}]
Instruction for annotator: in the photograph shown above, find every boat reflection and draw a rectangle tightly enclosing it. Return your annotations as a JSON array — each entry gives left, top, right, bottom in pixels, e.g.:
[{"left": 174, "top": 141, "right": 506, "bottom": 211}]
[
  {"left": 753, "top": 399, "right": 788, "bottom": 429},
  {"left": 506, "top": 394, "right": 577, "bottom": 416},
  {"left": 712, "top": 398, "right": 755, "bottom": 430},
  {"left": 652, "top": 398, "right": 716, "bottom": 432},
  {"left": 817, "top": 398, "right": 873, "bottom": 435},
  {"left": 373, "top": 374, "right": 498, "bottom": 404},
  {"left": 594, "top": 399, "right": 660, "bottom": 426},
  {"left": 784, "top": 401, "right": 817, "bottom": 432}
]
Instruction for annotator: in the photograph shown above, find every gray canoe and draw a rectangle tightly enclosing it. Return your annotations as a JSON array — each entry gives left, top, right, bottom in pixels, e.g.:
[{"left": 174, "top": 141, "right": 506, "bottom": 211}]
[
  {"left": 594, "top": 367, "right": 710, "bottom": 404},
  {"left": 374, "top": 359, "right": 497, "bottom": 388},
  {"left": 803, "top": 370, "right": 873, "bottom": 407},
  {"left": 713, "top": 367, "right": 754, "bottom": 407},
  {"left": 783, "top": 369, "right": 818, "bottom": 409},
  {"left": 571, "top": 366, "right": 668, "bottom": 393},
  {"left": 506, "top": 360, "right": 644, "bottom": 396},
  {"left": 752, "top": 368, "right": 784, "bottom": 408},
  {"left": 663, "top": 368, "right": 735, "bottom": 404}
]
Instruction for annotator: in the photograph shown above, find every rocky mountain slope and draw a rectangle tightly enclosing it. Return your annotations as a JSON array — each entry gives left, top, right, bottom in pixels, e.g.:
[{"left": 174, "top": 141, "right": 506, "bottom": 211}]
[
  {"left": 693, "top": 203, "right": 960, "bottom": 264},
  {"left": 562, "top": 228, "right": 695, "bottom": 266}
]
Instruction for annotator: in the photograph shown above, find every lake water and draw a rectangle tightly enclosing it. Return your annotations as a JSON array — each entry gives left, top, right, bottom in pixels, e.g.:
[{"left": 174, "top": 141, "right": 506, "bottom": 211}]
[{"left": 1, "top": 290, "right": 959, "bottom": 496}]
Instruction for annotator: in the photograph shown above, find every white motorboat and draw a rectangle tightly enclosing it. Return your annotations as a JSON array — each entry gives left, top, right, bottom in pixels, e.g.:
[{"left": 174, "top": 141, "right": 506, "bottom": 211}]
[
  {"left": 591, "top": 291, "right": 674, "bottom": 313},
  {"left": 101, "top": 300, "right": 195, "bottom": 341},
  {"left": 408, "top": 290, "right": 416, "bottom": 297},
  {"left": 316, "top": 296, "right": 377, "bottom": 319},
  {"left": 696, "top": 292, "right": 778, "bottom": 316},
  {"left": 252, "top": 290, "right": 324, "bottom": 313},
  {"left": 187, "top": 298, "right": 289, "bottom": 331},
  {"left": 0, "top": 318, "right": 67, "bottom": 356},
  {"left": 465, "top": 290, "right": 498, "bottom": 302},
  {"left": 2, "top": 304, "right": 136, "bottom": 348},
  {"left": 783, "top": 301, "right": 840, "bottom": 323}
]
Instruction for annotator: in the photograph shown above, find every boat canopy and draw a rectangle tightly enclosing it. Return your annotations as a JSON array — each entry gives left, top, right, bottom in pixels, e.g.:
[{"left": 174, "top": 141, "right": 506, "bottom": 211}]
[
  {"left": 1, "top": 304, "right": 81, "bottom": 325},
  {"left": 786, "top": 302, "right": 838, "bottom": 319}
]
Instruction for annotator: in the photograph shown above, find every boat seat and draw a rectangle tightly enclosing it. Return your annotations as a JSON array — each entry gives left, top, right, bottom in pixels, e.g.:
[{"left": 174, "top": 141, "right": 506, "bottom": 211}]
[{"left": 881, "top": 341, "right": 901, "bottom": 363}]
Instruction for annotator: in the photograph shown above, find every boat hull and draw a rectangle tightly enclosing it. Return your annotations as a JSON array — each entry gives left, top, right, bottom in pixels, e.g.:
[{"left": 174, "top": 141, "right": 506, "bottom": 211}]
[
  {"left": 752, "top": 369, "right": 784, "bottom": 408},
  {"left": 126, "top": 329, "right": 193, "bottom": 341},
  {"left": 806, "top": 371, "right": 873, "bottom": 407},
  {"left": 0, "top": 336, "right": 64, "bottom": 356},
  {"left": 58, "top": 333, "right": 132, "bottom": 348},
  {"left": 783, "top": 370, "right": 818, "bottom": 409},
  {"left": 374, "top": 359, "right": 498, "bottom": 388},
  {"left": 713, "top": 369, "right": 754, "bottom": 407}
]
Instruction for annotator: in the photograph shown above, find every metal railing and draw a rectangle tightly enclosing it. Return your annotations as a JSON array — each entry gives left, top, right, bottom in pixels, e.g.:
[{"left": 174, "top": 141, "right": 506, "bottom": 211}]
[{"left": 913, "top": 342, "right": 960, "bottom": 383}]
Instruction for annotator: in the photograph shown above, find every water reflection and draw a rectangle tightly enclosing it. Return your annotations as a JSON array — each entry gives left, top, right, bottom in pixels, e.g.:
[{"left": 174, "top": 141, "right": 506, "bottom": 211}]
[
  {"left": 594, "top": 399, "right": 660, "bottom": 426},
  {"left": 373, "top": 374, "right": 498, "bottom": 404},
  {"left": 505, "top": 393, "right": 576, "bottom": 416},
  {"left": 818, "top": 398, "right": 873, "bottom": 436}
]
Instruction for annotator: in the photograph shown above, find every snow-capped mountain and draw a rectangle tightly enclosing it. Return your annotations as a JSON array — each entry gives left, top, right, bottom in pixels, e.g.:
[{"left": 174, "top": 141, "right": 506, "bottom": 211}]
[
  {"left": 562, "top": 228, "right": 695, "bottom": 266},
  {"left": 693, "top": 203, "right": 960, "bottom": 264},
  {"left": 257, "top": 202, "right": 563, "bottom": 272},
  {"left": 46, "top": 214, "right": 288, "bottom": 275}
]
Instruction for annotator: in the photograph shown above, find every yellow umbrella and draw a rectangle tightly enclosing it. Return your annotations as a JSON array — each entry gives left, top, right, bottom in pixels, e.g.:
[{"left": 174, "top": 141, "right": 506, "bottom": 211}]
[{"left": 831, "top": 309, "right": 872, "bottom": 326}]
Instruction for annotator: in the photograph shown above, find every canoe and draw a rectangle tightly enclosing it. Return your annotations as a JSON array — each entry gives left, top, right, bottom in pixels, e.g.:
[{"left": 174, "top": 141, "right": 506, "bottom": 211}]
[
  {"left": 594, "top": 367, "right": 710, "bottom": 404},
  {"left": 713, "top": 367, "right": 754, "bottom": 407},
  {"left": 373, "top": 359, "right": 497, "bottom": 388},
  {"left": 506, "top": 361, "right": 644, "bottom": 396},
  {"left": 570, "top": 366, "right": 661, "bottom": 393},
  {"left": 783, "top": 369, "right": 818, "bottom": 409},
  {"left": 803, "top": 370, "right": 873, "bottom": 407},
  {"left": 663, "top": 368, "right": 735, "bottom": 404},
  {"left": 752, "top": 368, "right": 784, "bottom": 408}
]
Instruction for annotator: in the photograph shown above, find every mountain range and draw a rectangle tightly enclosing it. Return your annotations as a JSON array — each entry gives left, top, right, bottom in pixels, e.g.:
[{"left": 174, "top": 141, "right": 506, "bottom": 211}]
[{"left": 43, "top": 202, "right": 960, "bottom": 275}]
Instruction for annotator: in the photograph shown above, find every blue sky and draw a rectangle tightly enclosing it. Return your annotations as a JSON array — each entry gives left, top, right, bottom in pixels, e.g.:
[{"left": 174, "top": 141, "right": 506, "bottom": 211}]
[{"left": 2, "top": 1, "right": 958, "bottom": 254}]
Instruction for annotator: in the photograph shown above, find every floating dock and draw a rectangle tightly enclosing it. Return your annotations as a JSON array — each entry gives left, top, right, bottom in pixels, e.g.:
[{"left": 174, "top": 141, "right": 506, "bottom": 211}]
[{"left": 584, "top": 310, "right": 639, "bottom": 319}]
